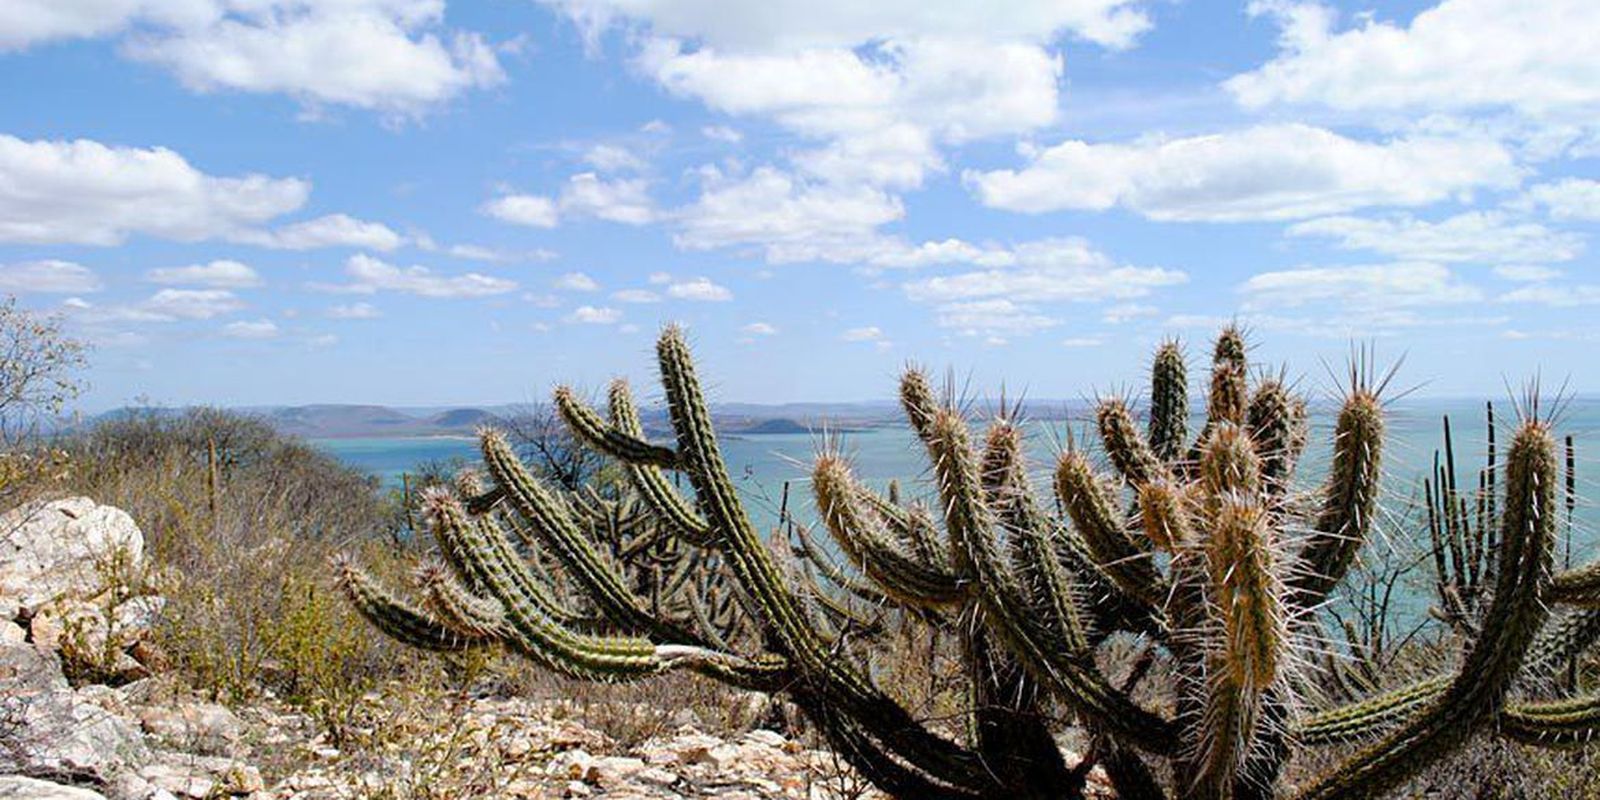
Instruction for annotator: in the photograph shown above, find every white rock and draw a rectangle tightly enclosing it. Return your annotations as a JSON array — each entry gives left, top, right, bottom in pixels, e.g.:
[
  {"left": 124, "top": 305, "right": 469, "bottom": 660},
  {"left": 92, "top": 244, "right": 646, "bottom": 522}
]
[
  {"left": 0, "top": 687, "right": 152, "bottom": 788},
  {"left": 0, "top": 776, "right": 108, "bottom": 799},
  {"left": 0, "top": 497, "right": 145, "bottom": 611}
]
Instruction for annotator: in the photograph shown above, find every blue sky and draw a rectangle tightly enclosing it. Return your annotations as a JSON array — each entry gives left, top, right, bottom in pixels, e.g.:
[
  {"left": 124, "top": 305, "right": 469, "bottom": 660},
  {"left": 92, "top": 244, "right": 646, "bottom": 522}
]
[{"left": 0, "top": 0, "right": 1596, "bottom": 411}]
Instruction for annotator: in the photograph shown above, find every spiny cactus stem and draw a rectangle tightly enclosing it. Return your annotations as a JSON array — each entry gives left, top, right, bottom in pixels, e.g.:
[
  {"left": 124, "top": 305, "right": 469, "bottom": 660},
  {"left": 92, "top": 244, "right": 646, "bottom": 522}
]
[
  {"left": 1295, "top": 420, "right": 1558, "bottom": 800},
  {"left": 1148, "top": 340, "right": 1189, "bottom": 462},
  {"left": 555, "top": 385, "right": 680, "bottom": 468}
]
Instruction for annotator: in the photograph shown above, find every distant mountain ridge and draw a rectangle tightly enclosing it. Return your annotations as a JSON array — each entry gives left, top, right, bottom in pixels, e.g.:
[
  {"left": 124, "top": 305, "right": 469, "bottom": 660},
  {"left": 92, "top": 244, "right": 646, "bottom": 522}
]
[{"left": 91, "top": 397, "right": 1106, "bottom": 439}]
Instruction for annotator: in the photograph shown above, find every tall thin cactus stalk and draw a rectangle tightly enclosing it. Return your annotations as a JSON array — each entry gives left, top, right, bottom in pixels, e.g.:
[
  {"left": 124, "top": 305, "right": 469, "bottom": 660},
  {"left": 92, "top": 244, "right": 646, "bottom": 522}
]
[{"left": 338, "top": 324, "right": 1600, "bottom": 798}]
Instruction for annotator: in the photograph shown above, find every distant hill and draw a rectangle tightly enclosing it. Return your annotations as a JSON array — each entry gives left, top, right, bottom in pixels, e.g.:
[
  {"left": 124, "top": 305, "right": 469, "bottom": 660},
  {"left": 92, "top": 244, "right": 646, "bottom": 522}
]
[{"left": 88, "top": 397, "right": 1100, "bottom": 440}]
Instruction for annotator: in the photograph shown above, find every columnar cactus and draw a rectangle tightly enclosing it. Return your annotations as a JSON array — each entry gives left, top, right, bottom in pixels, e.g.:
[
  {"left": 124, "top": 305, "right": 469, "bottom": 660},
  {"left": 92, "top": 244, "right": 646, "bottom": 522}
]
[{"left": 338, "top": 324, "right": 1600, "bottom": 798}]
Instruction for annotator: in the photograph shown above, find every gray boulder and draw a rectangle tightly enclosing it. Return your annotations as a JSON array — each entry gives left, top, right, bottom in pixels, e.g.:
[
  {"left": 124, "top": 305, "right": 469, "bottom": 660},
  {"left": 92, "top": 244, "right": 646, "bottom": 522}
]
[{"left": 0, "top": 776, "right": 108, "bottom": 799}]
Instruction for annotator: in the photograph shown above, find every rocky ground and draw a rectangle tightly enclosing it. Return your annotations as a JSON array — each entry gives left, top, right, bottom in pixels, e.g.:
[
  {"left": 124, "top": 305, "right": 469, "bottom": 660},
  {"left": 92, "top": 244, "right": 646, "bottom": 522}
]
[{"left": 0, "top": 496, "right": 903, "bottom": 799}]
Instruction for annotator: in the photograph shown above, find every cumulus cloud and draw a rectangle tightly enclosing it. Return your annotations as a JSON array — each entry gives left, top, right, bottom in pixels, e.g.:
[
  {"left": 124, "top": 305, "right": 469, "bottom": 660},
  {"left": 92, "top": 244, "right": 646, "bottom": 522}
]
[
  {"left": 3, "top": 2, "right": 503, "bottom": 115},
  {"left": 481, "top": 194, "right": 558, "bottom": 228},
  {"left": 1522, "top": 179, "right": 1600, "bottom": 222},
  {"left": 543, "top": 0, "right": 1150, "bottom": 52},
  {"left": 0, "top": 260, "right": 102, "bottom": 293},
  {"left": 583, "top": 144, "right": 647, "bottom": 173},
  {"left": 221, "top": 318, "right": 280, "bottom": 339},
  {"left": 484, "top": 173, "right": 656, "bottom": 228},
  {"left": 565, "top": 305, "right": 622, "bottom": 324},
  {"left": 554, "top": 272, "right": 600, "bottom": 291},
  {"left": 673, "top": 166, "right": 902, "bottom": 262},
  {"left": 1285, "top": 212, "right": 1583, "bottom": 263},
  {"left": 666, "top": 277, "right": 732, "bottom": 301},
  {"left": 1227, "top": 1, "right": 1600, "bottom": 118},
  {"left": 1239, "top": 262, "right": 1482, "bottom": 311},
  {"left": 966, "top": 124, "right": 1520, "bottom": 221},
  {"left": 841, "top": 326, "right": 882, "bottom": 341},
  {"left": 612, "top": 289, "right": 661, "bottom": 303},
  {"left": 741, "top": 322, "right": 777, "bottom": 336},
  {"left": 327, "top": 302, "right": 382, "bottom": 319},
  {"left": 0, "top": 134, "right": 307, "bottom": 245},
  {"left": 145, "top": 259, "right": 262, "bottom": 288},
  {"left": 321, "top": 254, "right": 517, "bottom": 298},
  {"left": 143, "top": 288, "right": 248, "bottom": 320},
  {"left": 241, "top": 214, "right": 405, "bottom": 251}
]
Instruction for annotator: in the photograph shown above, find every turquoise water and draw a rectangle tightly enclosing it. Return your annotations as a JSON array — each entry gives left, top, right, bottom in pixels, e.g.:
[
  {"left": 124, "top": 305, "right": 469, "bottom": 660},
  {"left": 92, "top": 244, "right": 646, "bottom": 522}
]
[{"left": 313, "top": 397, "right": 1600, "bottom": 567}]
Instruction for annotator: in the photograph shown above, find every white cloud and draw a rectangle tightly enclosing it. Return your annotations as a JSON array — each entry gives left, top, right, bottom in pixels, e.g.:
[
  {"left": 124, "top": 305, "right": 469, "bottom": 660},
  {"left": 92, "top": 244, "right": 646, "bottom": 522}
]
[
  {"left": 554, "top": 272, "right": 600, "bottom": 291},
  {"left": 841, "top": 326, "right": 882, "bottom": 341},
  {"left": 243, "top": 213, "right": 404, "bottom": 251},
  {"left": 120, "top": 1, "right": 505, "bottom": 116},
  {"left": 1522, "top": 179, "right": 1600, "bottom": 222},
  {"left": 666, "top": 277, "right": 732, "bottom": 302},
  {"left": 1285, "top": 212, "right": 1582, "bottom": 263},
  {"left": 558, "top": 173, "right": 655, "bottom": 224},
  {"left": 647, "top": 272, "right": 672, "bottom": 284},
  {"left": 640, "top": 37, "right": 1064, "bottom": 190},
  {"left": 966, "top": 124, "right": 1520, "bottom": 221},
  {"left": 702, "top": 125, "right": 743, "bottom": 143},
  {"left": 1102, "top": 303, "right": 1157, "bottom": 323},
  {"left": 1239, "top": 262, "right": 1482, "bottom": 311},
  {"left": 221, "top": 318, "right": 280, "bottom": 339},
  {"left": 583, "top": 144, "right": 647, "bottom": 173},
  {"left": 0, "top": 260, "right": 102, "bottom": 293},
  {"left": 566, "top": 305, "right": 622, "bottom": 324},
  {"left": 144, "top": 288, "right": 247, "bottom": 320},
  {"left": 674, "top": 166, "right": 902, "bottom": 262},
  {"left": 1494, "top": 264, "right": 1562, "bottom": 283},
  {"left": 0, "top": 134, "right": 308, "bottom": 245},
  {"left": 327, "top": 302, "right": 381, "bottom": 319},
  {"left": 902, "top": 238, "right": 1184, "bottom": 304},
  {"left": 741, "top": 322, "right": 778, "bottom": 336},
  {"left": 481, "top": 194, "right": 558, "bottom": 227},
  {"left": 545, "top": 0, "right": 1151, "bottom": 52},
  {"left": 935, "top": 299, "right": 1057, "bottom": 336},
  {"left": 1227, "top": 1, "right": 1600, "bottom": 120},
  {"left": 323, "top": 254, "right": 518, "bottom": 298},
  {"left": 145, "top": 259, "right": 262, "bottom": 288},
  {"left": 612, "top": 289, "right": 661, "bottom": 303},
  {"left": 483, "top": 173, "right": 655, "bottom": 228},
  {"left": 1501, "top": 284, "right": 1600, "bottom": 307},
  {"left": 900, "top": 239, "right": 1182, "bottom": 337},
  {"left": 1062, "top": 336, "right": 1104, "bottom": 347}
]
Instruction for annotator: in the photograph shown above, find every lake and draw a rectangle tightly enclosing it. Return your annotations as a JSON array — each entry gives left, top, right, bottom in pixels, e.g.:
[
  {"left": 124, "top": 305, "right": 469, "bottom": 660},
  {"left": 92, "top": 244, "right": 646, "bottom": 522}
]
[{"left": 313, "top": 397, "right": 1600, "bottom": 571}]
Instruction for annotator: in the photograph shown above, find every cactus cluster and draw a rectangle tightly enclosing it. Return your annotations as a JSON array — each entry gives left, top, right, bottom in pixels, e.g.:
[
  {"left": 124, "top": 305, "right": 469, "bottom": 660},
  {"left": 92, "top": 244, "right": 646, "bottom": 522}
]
[{"left": 338, "top": 324, "right": 1600, "bottom": 798}]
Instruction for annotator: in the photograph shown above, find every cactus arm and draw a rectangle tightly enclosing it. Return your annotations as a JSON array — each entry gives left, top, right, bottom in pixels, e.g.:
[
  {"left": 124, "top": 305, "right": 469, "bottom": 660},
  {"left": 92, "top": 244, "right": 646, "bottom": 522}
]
[
  {"left": 603, "top": 379, "right": 716, "bottom": 547},
  {"left": 917, "top": 403, "right": 1176, "bottom": 754},
  {"left": 1098, "top": 398, "right": 1167, "bottom": 488},
  {"left": 860, "top": 489, "right": 949, "bottom": 569},
  {"left": 1208, "top": 325, "right": 1250, "bottom": 428},
  {"left": 333, "top": 557, "right": 492, "bottom": 652},
  {"left": 813, "top": 455, "right": 969, "bottom": 607},
  {"left": 656, "top": 328, "right": 1002, "bottom": 793},
  {"left": 1291, "top": 391, "right": 1384, "bottom": 607},
  {"left": 1295, "top": 420, "right": 1558, "bottom": 800},
  {"left": 1148, "top": 340, "right": 1188, "bottom": 462},
  {"left": 554, "top": 385, "right": 680, "bottom": 467},
  {"left": 1193, "top": 498, "right": 1286, "bottom": 798},
  {"left": 982, "top": 420, "right": 1092, "bottom": 653},
  {"left": 1550, "top": 562, "right": 1600, "bottom": 606},
  {"left": 1522, "top": 608, "right": 1600, "bottom": 690},
  {"left": 1055, "top": 451, "right": 1169, "bottom": 607},
  {"left": 415, "top": 562, "right": 507, "bottom": 638},
  {"left": 1293, "top": 676, "right": 1451, "bottom": 746},
  {"left": 1247, "top": 379, "right": 1300, "bottom": 491},
  {"left": 1502, "top": 694, "right": 1600, "bottom": 747},
  {"left": 480, "top": 428, "right": 706, "bottom": 645}
]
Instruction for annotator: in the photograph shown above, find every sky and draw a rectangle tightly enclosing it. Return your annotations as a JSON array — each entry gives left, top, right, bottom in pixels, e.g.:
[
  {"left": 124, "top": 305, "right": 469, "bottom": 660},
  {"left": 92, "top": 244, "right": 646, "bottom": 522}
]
[{"left": 0, "top": 0, "right": 1597, "bottom": 411}]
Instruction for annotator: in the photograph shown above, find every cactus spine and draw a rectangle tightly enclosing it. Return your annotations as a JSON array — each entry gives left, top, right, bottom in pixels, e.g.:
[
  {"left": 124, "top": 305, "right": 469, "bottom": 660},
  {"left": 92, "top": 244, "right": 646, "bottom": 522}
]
[{"left": 339, "top": 324, "right": 1600, "bottom": 799}]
